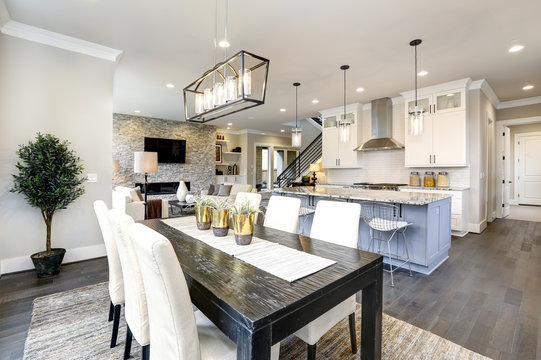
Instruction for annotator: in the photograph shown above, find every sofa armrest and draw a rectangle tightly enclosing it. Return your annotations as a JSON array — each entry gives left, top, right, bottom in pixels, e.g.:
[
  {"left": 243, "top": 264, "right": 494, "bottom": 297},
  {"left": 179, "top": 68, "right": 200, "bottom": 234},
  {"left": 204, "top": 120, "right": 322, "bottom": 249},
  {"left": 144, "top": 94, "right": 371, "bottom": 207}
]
[
  {"left": 125, "top": 201, "right": 145, "bottom": 221},
  {"left": 161, "top": 199, "right": 169, "bottom": 219}
]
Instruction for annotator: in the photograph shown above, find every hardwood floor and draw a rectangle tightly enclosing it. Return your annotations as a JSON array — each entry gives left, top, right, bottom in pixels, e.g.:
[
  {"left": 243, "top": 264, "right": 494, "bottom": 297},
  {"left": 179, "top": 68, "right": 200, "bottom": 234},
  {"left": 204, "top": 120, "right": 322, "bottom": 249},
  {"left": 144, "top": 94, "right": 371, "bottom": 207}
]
[{"left": 0, "top": 218, "right": 539, "bottom": 360}]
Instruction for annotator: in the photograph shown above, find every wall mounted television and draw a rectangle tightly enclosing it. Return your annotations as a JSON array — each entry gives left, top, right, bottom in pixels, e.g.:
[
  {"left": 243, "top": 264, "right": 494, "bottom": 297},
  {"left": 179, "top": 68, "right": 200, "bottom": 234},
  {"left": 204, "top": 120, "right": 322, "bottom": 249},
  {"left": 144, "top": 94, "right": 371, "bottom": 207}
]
[{"left": 144, "top": 137, "right": 186, "bottom": 163}]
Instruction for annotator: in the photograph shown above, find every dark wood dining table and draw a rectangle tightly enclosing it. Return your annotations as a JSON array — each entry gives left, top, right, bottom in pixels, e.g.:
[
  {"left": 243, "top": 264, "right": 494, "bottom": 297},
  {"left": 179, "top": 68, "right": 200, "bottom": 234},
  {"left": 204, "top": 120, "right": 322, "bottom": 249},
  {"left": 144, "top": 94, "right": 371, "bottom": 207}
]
[{"left": 143, "top": 218, "right": 383, "bottom": 360}]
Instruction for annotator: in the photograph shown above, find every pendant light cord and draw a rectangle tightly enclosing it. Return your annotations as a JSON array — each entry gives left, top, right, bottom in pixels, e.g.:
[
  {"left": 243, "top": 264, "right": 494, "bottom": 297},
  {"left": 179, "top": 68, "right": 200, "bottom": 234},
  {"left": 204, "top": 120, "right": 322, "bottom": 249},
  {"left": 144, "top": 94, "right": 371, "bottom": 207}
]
[
  {"left": 414, "top": 44, "right": 418, "bottom": 107},
  {"left": 224, "top": 0, "right": 228, "bottom": 61},
  {"left": 343, "top": 68, "right": 346, "bottom": 123},
  {"left": 295, "top": 85, "right": 298, "bottom": 128}
]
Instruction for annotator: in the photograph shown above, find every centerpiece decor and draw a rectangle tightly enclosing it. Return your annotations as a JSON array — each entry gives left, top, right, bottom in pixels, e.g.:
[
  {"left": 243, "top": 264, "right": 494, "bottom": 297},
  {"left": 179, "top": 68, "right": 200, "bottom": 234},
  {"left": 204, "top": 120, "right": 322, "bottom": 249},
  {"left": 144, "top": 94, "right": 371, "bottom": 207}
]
[
  {"left": 194, "top": 196, "right": 213, "bottom": 230},
  {"left": 230, "top": 200, "right": 262, "bottom": 245},
  {"left": 210, "top": 197, "right": 232, "bottom": 237},
  {"left": 10, "top": 133, "right": 85, "bottom": 278}
]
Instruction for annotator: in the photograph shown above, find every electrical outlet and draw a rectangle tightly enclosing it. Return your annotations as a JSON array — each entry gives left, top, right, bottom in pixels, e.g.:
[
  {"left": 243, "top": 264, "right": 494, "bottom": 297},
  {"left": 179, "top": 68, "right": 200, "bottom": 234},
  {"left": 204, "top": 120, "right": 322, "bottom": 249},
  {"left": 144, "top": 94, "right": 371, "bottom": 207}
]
[{"left": 87, "top": 173, "right": 98, "bottom": 183}]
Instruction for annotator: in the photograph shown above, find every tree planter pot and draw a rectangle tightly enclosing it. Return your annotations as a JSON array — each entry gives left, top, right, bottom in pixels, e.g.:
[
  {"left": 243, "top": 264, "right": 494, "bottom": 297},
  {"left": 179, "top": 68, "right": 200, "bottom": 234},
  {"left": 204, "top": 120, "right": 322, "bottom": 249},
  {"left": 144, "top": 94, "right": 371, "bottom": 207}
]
[
  {"left": 195, "top": 205, "right": 212, "bottom": 230},
  {"left": 30, "top": 248, "right": 66, "bottom": 278},
  {"left": 211, "top": 209, "right": 230, "bottom": 237}
]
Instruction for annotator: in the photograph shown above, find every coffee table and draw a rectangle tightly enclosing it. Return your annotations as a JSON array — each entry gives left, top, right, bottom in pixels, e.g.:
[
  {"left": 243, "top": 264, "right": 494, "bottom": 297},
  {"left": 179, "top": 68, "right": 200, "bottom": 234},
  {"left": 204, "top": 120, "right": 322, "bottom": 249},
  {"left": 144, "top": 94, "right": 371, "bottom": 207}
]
[{"left": 169, "top": 200, "right": 195, "bottom": 216}]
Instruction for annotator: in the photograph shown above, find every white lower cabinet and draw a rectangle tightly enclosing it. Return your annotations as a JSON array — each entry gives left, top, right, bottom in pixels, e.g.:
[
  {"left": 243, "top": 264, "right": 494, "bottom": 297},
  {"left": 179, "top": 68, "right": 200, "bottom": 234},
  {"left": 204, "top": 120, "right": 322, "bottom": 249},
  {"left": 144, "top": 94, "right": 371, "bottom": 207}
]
[{"left": 399, "top": 187, "right": 469, "bottom": 236}]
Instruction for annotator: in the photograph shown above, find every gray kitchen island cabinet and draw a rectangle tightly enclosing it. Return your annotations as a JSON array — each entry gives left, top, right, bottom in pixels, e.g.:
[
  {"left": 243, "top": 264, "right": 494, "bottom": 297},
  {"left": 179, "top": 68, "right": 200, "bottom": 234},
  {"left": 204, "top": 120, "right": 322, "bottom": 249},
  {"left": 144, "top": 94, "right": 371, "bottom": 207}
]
[{"left": 274, "top": 187, "right": 452, "bottom": 275}]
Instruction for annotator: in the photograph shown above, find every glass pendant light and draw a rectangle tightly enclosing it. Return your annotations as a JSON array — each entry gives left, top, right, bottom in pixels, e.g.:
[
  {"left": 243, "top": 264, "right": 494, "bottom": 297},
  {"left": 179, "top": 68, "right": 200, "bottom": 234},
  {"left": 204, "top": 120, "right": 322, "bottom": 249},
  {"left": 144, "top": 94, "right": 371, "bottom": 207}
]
[
  {"left": 291, "top": 82, "right": 302, "bottom": 148},
  {"left": 338, "top": 65, "right": 350, "bottom": 143},
  {"left": 195, "top": 92, "right": 204, "bottom": 114},
  {"left": 238, "top": 68, "right": 252, "bottom": 97},
  {"left": 213, "top": 81, "right": 225, "bottom": 107},
  {"left": 409, "top": 39, "right": 424, "bottom": 136},
  {"left": 225, "top": 75, "right": 237, "bottom": 102},
  {"left": 203, "top": 88, "right": 214, "bottom": 110}
]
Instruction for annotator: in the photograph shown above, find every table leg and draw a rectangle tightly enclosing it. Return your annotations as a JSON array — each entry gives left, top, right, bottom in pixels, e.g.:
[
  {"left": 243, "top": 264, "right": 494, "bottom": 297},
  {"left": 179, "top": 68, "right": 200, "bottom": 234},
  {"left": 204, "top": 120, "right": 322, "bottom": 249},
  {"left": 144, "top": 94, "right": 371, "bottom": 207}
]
[
  {"left": 361, "top": 265, "right": 383, "bottom": 360},
  {"left": 236, "top": 325, "right": 271, "bottom": 360}
]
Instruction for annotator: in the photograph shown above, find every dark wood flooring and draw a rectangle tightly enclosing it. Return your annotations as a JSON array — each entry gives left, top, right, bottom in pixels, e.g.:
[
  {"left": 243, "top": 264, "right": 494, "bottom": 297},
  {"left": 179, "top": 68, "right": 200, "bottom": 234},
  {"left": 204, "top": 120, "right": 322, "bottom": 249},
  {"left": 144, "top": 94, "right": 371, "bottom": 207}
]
[{"left": 0, "top": 218, "right": 539, "bottom": 360}]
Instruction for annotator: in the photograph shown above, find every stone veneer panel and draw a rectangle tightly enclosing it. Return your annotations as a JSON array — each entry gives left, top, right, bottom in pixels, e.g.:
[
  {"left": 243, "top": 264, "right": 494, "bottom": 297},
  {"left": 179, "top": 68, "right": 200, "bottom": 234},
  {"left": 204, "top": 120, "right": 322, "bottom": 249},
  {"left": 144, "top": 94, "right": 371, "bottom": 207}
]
[{"left": 113, "top": 113, "right": 216, "bottom": 195}]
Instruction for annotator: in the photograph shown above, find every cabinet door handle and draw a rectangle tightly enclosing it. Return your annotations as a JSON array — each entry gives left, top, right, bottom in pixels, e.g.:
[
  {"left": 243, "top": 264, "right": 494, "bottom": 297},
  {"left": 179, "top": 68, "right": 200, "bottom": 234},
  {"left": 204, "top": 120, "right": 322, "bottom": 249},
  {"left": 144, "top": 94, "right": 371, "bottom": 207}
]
[
  {"left": 434, "top": 154, "right": 436, "bottom": 163},
  {"left": 429, "top": 155, "right": 432, "bottom": 164},
  {"left": 429, "top": 104, "right": 432, "bottom": 114}
]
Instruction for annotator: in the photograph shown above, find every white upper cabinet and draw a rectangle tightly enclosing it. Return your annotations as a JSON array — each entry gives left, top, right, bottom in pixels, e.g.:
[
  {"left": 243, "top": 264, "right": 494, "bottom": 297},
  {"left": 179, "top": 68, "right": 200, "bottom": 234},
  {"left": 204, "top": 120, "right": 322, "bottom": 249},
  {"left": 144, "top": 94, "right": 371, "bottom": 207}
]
[
  {"left": 401, "top": 78, "right": 470, "bottom": 167},
  {"left": 320, "top": 103, "right": 362, "bottom": 169}
]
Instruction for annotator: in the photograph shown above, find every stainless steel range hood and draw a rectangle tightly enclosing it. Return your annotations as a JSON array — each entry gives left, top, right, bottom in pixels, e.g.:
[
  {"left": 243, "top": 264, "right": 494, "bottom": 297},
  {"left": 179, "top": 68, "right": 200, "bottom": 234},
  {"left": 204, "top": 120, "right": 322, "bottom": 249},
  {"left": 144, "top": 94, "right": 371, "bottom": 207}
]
[{"left": 355, "top": 97, "right": 404, "bottom": 151}]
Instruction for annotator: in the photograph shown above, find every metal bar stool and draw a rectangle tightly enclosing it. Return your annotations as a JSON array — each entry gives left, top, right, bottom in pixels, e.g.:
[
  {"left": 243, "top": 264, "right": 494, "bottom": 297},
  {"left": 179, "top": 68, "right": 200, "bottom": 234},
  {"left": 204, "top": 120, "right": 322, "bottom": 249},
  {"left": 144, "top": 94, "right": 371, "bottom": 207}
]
[
  {"left": 298, "top": 196, "right": 315, "bottom": 235},
  {"left": 361, "top": 201, "right": 412, "bottom": 287}
]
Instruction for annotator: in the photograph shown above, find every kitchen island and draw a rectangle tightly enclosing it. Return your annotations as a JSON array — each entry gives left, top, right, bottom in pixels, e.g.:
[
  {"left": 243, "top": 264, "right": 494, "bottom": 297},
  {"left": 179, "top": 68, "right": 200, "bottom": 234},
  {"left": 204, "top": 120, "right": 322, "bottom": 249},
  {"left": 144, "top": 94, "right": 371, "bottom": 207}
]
[{"left": 274, "top": 186, "right": 452, "bottom": 275}]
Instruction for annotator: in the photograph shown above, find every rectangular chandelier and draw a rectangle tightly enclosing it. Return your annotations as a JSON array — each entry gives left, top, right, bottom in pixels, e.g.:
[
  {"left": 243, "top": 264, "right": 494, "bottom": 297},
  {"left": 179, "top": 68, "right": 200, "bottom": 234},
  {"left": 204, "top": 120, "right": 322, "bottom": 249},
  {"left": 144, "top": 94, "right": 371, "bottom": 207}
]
[{"left": 183, "top": 50, "right": 270, "bottom": 123}]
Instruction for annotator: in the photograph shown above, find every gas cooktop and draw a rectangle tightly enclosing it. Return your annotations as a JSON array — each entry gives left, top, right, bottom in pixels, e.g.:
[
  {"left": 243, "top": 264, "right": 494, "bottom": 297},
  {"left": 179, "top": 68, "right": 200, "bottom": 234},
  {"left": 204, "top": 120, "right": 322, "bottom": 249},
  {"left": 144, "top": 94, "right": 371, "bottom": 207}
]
[{"left": 351, "top": 183, "right": 407, "bottom": 191}]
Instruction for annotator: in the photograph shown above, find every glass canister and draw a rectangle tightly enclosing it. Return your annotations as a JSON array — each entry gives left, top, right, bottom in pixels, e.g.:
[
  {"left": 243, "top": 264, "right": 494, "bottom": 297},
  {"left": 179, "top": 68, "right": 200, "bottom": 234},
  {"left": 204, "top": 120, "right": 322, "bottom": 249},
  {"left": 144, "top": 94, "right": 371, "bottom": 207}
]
[
  {"left": 409, "top": 171, "right": 421, "bottom": 187},
  {"left": 437, "top": 171, "right": 449, "bottom": 188},
  {"left": 424, "top": 171, "right": 435, "bottom": 188}
]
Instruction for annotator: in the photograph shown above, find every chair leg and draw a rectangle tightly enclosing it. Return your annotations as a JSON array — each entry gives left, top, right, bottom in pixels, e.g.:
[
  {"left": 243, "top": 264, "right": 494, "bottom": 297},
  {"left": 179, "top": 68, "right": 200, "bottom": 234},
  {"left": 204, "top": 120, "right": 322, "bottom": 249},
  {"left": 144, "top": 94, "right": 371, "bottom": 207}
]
[
  {"left": 307, "top": 343, "right": 316, "bottom": 360},
  {"left": 348, "top": 313, "right": 357, "bottom": 354},
  {"left": 386, "top": 239, "right": 394, "bottom": 287},
  {"left": 402, "top": 230, "right": 413, "bottom": 276},
  {"left": 108, "top": 301, "right": 114, "bottom": 322},
  {"left": 111, "top": 304, "right": 121, "bottom": 348},
  {"left": 142, "top": 345, "right": 150, "bottom": 360},
  {"left": 124, "top": 325, "right": 133, "bottom": 360}
]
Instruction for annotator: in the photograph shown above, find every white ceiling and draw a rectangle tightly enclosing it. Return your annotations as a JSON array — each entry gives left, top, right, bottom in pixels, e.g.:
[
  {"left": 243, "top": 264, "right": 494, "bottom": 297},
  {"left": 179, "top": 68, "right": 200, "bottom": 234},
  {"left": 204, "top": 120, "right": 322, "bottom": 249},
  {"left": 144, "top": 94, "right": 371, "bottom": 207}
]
[{"left": 5, "top": 0, "right": 541, "bottom": 132}]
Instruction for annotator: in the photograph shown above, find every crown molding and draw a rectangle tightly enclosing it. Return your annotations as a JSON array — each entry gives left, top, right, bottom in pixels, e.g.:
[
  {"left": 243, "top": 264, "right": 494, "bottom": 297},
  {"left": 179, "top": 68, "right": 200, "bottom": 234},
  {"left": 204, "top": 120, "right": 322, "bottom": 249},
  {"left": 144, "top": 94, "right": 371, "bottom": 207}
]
[
  {"left": 496, "top": 96, "right": 541, "bottom": 110},
  {"left": 469, "top": 79, "right": 500, "bottom": 107},
  {"left": 1, "top": 20, "right": 123, "bottom": 62}
]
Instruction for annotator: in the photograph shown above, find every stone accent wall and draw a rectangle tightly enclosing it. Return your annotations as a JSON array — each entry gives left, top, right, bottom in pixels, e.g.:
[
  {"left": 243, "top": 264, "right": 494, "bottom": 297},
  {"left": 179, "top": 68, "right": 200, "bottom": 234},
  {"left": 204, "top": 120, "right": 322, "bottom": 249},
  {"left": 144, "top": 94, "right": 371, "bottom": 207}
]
[{"left": 112, "top": 113, "right": 215, "bottom": 195}]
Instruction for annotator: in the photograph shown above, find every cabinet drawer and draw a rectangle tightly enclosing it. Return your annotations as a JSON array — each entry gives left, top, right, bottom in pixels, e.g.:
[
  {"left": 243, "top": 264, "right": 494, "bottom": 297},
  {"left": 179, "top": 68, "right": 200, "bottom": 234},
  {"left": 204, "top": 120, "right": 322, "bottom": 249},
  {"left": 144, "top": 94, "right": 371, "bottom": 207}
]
[{"left": 451, "top": 214, "right": 462, "bottom": 231}]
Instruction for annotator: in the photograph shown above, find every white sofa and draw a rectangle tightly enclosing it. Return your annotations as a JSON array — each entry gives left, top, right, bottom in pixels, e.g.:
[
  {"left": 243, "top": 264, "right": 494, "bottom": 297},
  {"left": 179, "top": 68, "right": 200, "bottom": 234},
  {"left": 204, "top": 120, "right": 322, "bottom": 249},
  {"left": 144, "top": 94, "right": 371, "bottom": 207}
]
[{"left": 112, "top": 186, "right": 169, "bottom": 221}]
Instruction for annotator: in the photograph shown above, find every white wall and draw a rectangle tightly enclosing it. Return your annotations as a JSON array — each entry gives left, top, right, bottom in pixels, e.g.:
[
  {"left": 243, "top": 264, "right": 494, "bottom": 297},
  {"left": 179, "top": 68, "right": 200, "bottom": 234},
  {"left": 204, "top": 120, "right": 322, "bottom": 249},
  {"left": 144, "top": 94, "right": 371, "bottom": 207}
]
[{"left": 0, "top": 34, "right": 115, "bottom": 275}]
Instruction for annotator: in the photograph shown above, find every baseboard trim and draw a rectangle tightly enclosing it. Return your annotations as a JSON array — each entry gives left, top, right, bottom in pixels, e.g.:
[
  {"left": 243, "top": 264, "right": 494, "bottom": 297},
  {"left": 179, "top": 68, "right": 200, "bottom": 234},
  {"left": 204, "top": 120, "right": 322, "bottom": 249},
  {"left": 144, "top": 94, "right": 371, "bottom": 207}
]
[
  {"left": 0, "top": 243, "right": 106, "bottom": 276},
  {"left": 467, "top": 220, "right": 488, "bottom": 234}
]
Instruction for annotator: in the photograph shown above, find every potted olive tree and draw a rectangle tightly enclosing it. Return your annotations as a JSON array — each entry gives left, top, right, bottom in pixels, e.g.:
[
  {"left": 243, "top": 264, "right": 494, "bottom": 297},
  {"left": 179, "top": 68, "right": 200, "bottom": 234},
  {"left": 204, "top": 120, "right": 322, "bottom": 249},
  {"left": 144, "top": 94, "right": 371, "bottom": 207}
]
[{"left": 10, "top": 133, "right": 85, "bottom": 277}]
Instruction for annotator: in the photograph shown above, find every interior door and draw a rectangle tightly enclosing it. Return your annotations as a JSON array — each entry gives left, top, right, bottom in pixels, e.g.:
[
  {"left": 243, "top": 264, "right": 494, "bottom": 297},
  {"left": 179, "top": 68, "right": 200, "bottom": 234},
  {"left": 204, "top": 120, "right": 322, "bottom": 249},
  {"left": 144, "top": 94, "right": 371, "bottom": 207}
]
[
  {"left": 503, "top": 126, "right": 511, "bottom": 216},
  {"left": 517, "top": 133, "right": 541, "bottom": 205}
]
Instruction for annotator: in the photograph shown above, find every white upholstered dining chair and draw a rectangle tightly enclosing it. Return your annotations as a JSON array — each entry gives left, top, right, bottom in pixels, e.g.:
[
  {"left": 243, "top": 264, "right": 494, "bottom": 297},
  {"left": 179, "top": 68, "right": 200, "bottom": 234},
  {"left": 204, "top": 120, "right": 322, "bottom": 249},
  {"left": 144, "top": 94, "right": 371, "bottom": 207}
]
[
  {"left": 107, "top": 210, "right": 150, "bottom": 360},
  {"left": 263, "top": 195, "right": 301, "bottom": 233},
  {"left": 235, "top": 192, "right": 262, "bottom": 223},
  {"left": 296, "top": 200, "right": 361, "bottom": 360},
  {"left": 128, "top": 223, "right": 280, "bottom": 360},
  {"left": 93, "top": 200, "right": 124, "bottom": 348}
]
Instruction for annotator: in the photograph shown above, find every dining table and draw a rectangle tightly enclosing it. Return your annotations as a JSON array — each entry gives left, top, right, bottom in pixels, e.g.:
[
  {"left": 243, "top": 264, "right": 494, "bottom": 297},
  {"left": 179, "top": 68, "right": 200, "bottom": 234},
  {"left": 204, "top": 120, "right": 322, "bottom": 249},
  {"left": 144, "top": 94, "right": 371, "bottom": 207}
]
[{"left": 143, "top": 218, "right": 383, "bottom": 360}]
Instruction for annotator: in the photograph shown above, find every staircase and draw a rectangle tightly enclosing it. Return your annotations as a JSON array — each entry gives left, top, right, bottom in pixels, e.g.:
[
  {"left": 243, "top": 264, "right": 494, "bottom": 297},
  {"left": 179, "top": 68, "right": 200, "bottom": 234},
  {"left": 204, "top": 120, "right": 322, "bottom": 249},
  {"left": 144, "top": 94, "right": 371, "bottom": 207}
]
[{"left": 276, "top": 133, "right": 322, "bottom": 188}]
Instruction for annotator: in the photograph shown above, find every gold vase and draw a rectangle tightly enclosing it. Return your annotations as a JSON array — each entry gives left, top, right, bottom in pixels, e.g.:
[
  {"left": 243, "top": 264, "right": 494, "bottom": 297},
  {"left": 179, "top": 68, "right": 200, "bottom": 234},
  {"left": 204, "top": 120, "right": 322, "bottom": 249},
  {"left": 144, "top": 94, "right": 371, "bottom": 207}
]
[
  {"left": 195, "top": 206, "right": 212, "bottom": 230},
  {"left": 211, "top": 208, "right": 230, "bottom": 237},
  {"left": 232, "top": 213, "right": 255, "bottom": 245}
]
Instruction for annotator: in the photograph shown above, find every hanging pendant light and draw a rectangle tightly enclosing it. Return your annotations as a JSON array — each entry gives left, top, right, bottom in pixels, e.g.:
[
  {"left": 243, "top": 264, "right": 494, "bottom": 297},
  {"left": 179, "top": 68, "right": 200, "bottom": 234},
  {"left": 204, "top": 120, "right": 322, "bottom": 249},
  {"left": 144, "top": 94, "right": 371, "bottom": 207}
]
[
  {"left": 409, "top": 39, "right": 424, "bottom": 136},
  {"left": 183, "top": 0, "right": 269, "bottom": 123},
  {"left": 291, "top": 82, "right": 302, "bottom": 148},
  {"left": 338, "top": 65, "right": 350, "bottom": 143}
]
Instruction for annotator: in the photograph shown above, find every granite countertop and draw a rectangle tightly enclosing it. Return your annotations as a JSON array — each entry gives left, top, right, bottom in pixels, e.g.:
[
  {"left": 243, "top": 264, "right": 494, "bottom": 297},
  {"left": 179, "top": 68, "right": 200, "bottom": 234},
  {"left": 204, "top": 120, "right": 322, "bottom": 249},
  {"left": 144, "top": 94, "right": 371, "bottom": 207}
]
[
  {"left": 400, "top": 186, "right": 470, "bottom": 191},
  {"left": 274, "top": 187, "right": 451, "bottom": 205}
]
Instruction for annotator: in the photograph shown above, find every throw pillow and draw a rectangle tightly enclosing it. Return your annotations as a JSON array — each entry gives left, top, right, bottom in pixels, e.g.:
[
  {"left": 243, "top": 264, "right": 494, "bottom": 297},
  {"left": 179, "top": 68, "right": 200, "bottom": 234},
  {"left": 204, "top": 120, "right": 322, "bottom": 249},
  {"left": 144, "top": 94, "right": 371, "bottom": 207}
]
[
  {"left": 208, "top": 184, "right": 215, "bottom": 196},
  {"left": 132, "top": 187, "right": 144, "bottom": 201},
  {"left": 217, "top": 184, "right": 232, "bottom": 196}
]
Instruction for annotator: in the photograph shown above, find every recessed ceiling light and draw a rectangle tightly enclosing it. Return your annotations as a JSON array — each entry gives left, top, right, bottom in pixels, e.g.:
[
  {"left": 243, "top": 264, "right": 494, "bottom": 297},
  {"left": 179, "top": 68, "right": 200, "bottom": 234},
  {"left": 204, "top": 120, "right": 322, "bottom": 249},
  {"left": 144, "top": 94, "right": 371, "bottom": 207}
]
[
  {"left": 134, "top": 110, "right": 141, "bottom": 113},
  {"left": 226, "top": 127, "right": 231, "bottom": 130},
  {"left": 417, "top": 70, "right": 428, "bottom": 76},
  {"left": 355, "top": 87, "right": 364, "bottom": 92},
  {"left": 447, "top": 93, "right": 454, "bottom": 97},
  {"left": 166, "top": 83, "right": 175, "bottom": 88},
  {"left": 312, "top": 99, "right": 319, "bottom": 104},
  {"left": 227, "top": 122, "right": 233, "bottom": 126},
  {"left": 523, "top": 84, "right": 534, "bottom": 90},
  {"left": 218, "top": 40, "right": 230, "bottom": 48},
  {"left": 280, "top": 129, "right": 285, "bottom": 132},
  {"left": 509, "top": 45, "right": 524, "bottom": 53},
  {"left": 280, "top": 108, "right": 286, "bottom": 112}
]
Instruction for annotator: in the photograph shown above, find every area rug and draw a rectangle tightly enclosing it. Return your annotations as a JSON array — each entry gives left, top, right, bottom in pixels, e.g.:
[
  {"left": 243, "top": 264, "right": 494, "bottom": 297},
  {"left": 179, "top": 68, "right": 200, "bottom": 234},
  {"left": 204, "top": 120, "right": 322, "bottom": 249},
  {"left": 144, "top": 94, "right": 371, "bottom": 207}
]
[{"left": 23, "top": 282, "right": 490, "bottom": 360}]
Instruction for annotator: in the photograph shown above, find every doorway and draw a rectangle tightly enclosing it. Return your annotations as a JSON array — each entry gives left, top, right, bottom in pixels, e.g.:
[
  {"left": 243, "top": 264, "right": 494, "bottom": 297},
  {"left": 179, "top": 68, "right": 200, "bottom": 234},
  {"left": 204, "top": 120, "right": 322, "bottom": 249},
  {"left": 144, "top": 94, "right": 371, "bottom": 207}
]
[
  {"left": 272, "top": 149, "right": 299, "bottom": 187},
  {"left": 255, "top": 146, "right": 271, "bottom": 190},
  {"left": 515, "top": 132, "right": 541, "bottom": 205}
]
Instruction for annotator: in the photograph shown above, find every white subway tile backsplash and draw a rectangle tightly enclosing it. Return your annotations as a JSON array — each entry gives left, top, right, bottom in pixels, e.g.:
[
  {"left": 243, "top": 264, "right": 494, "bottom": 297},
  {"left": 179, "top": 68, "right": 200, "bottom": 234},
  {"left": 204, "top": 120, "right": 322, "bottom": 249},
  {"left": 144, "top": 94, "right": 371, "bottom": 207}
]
[{"left": 326, "top": 150, "right": 470, "bottom": 187}]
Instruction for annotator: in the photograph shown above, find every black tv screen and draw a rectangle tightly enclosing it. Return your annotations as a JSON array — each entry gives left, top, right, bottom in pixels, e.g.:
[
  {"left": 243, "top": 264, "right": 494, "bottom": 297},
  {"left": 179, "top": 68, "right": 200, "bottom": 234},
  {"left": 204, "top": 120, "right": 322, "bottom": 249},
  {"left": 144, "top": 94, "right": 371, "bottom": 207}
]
[{"left": 144, "top": 137, "right": 186, "bottom": 163}]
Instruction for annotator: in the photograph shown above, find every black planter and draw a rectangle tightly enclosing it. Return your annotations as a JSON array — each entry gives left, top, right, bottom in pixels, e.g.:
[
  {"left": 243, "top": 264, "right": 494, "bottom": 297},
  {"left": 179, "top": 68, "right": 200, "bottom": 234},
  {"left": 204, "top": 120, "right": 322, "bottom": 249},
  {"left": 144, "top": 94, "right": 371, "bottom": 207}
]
[{"left": 30, "top": 248, "right": 66, "bottom": 278}]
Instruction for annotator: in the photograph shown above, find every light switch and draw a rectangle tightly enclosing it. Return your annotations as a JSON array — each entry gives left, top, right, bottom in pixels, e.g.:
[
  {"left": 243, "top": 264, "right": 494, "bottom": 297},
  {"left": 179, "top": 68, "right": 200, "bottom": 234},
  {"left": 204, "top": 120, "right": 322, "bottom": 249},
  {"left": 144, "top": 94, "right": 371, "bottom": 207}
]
[{"left": 87, "top": 173, "right": 98, "bottom": 183}]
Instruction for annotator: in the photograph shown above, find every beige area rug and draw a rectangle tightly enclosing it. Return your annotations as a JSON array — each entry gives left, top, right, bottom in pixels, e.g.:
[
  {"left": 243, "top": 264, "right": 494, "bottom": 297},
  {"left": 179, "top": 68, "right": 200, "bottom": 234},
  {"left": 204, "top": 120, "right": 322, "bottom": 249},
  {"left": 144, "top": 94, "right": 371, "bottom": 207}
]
[{"left": 23, "top": 282, "right": 491, "bottom": 360}]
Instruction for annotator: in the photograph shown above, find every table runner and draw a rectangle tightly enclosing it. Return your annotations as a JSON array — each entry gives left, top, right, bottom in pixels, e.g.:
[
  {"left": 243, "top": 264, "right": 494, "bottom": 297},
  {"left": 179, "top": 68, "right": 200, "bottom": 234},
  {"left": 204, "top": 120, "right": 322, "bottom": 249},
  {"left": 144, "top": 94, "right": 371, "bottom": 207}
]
[{"left": 161, "top": 216, "right": 336, "bottom": 282}]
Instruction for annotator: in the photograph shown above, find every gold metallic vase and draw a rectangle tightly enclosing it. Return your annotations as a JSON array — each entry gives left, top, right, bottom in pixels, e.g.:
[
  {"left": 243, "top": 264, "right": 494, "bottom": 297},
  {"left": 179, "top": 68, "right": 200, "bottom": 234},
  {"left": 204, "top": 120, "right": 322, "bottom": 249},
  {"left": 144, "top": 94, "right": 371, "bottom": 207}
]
[
  {"left": 232, "top": 213, "right": 255, "bottom": 245},
  {"left": 211, "top": 209, "right": 230, "bottom": 237},
  {"left": 195, "top": 206, "right": 212, "bottom": 230}
]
